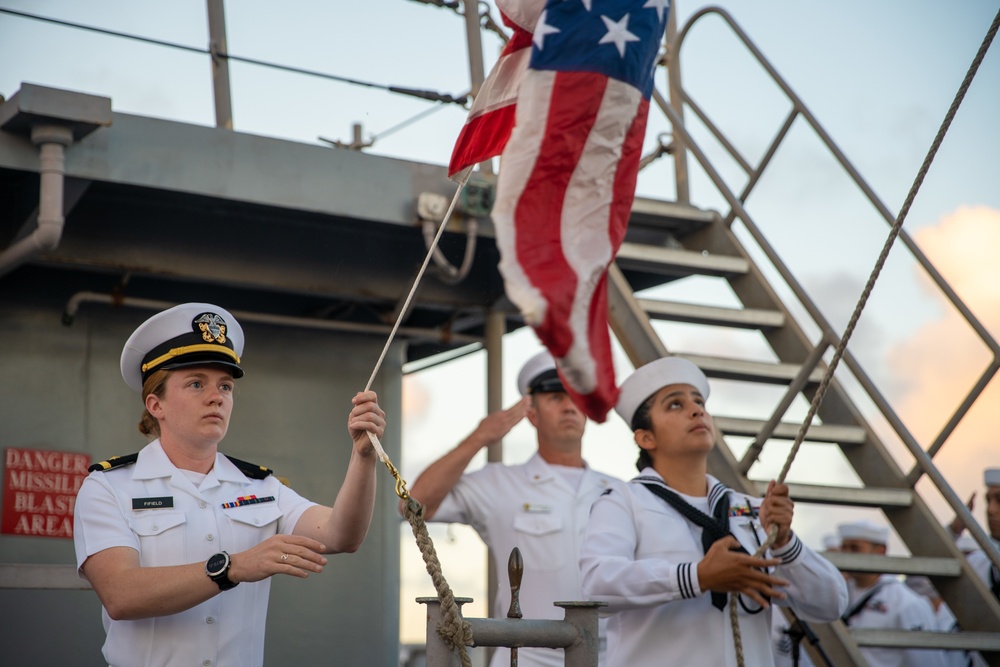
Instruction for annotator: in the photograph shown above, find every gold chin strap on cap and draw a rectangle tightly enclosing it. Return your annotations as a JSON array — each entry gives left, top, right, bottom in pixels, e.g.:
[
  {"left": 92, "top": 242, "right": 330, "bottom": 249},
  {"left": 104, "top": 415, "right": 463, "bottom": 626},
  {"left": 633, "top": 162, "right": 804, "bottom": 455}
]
[{"left": 141, "top": 344, "right": 241, "bottom": 374}]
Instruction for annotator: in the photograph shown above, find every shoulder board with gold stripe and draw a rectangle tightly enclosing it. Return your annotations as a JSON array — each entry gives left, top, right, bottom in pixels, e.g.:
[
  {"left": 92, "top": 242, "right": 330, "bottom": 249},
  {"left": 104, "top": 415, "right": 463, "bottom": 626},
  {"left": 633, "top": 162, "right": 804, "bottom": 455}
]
[
  {"left": 88, "top": 453, "right": 139, "bottom": 473},
  {"left": 225, "top": 455, "right": 274, "bottom": 480}
]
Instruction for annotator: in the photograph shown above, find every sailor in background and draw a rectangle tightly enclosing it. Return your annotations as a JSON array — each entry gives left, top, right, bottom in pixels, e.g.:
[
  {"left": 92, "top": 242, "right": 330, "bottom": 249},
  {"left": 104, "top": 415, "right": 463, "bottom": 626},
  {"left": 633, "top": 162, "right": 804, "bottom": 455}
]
[
  {"left": 404, "top": 350, "right": 626, "bottom": 667},
  {"left": 965, "top": 468, "right": 1000, "bottom": 601},
  {"left": 942, "top": 467, "right": 1000, "bottom": 667},
  {"left": 904, "top": 575, "right": 985, "bottom": 667},
  {"left": 74, "top": 302, "right": 385, "bottom": 667},
  {"left": 579, "top": 356, "right": 847, "bottom": 666},
  {"left": 837, "top": 519, "right": 948, "bottom": 667}
]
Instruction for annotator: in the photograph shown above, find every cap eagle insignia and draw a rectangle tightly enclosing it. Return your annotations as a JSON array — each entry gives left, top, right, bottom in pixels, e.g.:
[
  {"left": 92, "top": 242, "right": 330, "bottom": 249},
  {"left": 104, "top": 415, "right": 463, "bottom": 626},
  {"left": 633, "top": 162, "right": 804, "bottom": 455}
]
[{"left": 194, "top": 313, "right": 228, "bottom": 344}]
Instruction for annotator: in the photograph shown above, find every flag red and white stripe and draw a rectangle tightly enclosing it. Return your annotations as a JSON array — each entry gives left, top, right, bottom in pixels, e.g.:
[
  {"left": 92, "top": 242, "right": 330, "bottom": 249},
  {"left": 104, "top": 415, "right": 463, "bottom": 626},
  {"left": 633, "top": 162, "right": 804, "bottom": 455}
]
[
  {"left": 450, "top": 0, "right": 666, "bottom": 422},
  {"left": 492, "top": 69, "right": 648, "bottom": 421},
  {"left": 447, "top": 0, "right": 544, "bottom": 178}
]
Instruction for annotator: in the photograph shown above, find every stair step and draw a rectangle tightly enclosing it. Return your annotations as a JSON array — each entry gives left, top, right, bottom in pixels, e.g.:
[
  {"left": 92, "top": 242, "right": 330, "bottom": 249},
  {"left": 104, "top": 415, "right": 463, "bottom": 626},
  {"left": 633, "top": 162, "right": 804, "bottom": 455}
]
[
  {"left": 678, "top": 353, "right": 825, "bottom": 386},
  {"left": 714, "top": 416, "right": 866, "bottom": 444},
  {"left": 750, "top": 482, "right": 912, "bottom": 507},
  {"left": 822, "top": 552, "right": 962, "bottom": 577},
  {"left": 639, "top": 299, "right": 785, "bottom": 330},
  {"left": 616, "top": 242, "right": 748, "bottom": 278},
  {"left": 629, "top": 197, "right": 717, "bottom": 234},
  {"left": 850, "top": 629, "right": 1000, "bottom": 652}
]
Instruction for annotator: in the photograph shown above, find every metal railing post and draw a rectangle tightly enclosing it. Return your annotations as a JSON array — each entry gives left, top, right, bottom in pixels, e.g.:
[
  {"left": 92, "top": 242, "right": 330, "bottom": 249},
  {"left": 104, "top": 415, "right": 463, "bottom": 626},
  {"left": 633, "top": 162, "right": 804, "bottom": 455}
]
[{"left": 206, "top": 0, "right": 234, "bottom": 129}]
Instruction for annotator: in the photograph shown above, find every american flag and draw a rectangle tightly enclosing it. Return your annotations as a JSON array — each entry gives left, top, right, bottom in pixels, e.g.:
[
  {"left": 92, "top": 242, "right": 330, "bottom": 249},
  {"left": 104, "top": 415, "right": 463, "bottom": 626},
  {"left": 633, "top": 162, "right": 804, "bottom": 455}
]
[
  {"left": 486, "top": 0, "right": 668, "bottom": 422},
  {"left": 447, "top": 0, "right": 545, "bottom": 179}
]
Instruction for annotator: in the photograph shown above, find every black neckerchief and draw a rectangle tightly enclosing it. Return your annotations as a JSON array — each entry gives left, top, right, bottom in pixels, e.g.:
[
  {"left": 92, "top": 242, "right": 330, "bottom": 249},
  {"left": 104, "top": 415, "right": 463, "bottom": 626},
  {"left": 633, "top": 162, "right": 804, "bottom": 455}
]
[
  {"left": 639, "top": 478, "right": 736, "bottom": 611},
  {"left": 841, "top": 580, "right": 888, "bottom": 626}
]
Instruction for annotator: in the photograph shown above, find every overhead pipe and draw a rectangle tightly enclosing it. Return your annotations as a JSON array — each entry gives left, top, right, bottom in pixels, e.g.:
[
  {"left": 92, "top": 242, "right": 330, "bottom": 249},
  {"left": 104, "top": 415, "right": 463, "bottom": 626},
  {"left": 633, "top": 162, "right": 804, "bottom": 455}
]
[
  {"left": 0, "top": 124, "right": 73, "bottom": 277},
  {"left": 62, "top": 291, "right": 483, "bottom": 348}
]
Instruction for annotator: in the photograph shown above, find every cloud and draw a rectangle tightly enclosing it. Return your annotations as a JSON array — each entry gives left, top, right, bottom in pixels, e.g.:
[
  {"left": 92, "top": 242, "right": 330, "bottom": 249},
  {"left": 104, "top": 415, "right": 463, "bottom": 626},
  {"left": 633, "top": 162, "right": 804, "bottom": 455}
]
[{"left": 886, "top": 206, "right": 1000, "bottom": 519}]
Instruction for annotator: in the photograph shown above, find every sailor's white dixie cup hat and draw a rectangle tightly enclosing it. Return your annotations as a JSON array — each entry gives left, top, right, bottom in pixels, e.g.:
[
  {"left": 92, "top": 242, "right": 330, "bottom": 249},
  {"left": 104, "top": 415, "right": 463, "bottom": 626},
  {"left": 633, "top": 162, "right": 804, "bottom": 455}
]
[
  {"left": 516, "top": 350, "right": 566, "bottom": 397},
  {"left": 615, "top": 356, "right": 710, "bottom": 428},
  {"left": 837, "top": 519, "right": 890, "bottom": 546},
  {"left": 120, "top": 302, "right": 245, "bottom": 393}
]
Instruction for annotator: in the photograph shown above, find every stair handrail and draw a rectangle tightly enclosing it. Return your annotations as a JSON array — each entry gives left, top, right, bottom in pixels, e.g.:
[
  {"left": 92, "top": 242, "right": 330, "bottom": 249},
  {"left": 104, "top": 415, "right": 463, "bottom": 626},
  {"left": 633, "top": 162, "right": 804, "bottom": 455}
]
[{"left": 660, "top": 5, "right": 1000, "bottom": 568}]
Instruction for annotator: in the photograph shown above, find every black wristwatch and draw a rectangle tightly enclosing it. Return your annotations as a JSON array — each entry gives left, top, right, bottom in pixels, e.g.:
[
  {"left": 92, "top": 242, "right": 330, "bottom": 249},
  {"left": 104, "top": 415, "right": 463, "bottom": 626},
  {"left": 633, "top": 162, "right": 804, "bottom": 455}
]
[{"left": 206, "top": 551, "right": 238, "bottom": 591}]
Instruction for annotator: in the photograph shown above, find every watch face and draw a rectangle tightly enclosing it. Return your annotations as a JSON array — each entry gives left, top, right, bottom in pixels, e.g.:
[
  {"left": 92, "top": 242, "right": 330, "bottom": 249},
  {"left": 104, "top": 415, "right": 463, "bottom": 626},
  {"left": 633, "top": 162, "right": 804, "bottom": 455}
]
[{"left": 207, "top": 552, "right": 229, "bottom": 576}]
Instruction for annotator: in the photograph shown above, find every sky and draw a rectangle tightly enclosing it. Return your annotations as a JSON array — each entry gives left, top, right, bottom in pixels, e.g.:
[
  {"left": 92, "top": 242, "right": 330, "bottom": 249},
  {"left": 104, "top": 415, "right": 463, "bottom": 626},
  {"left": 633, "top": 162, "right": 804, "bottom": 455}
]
[{"left": 2, "top": 0, "right": 999, "bottom": 647}]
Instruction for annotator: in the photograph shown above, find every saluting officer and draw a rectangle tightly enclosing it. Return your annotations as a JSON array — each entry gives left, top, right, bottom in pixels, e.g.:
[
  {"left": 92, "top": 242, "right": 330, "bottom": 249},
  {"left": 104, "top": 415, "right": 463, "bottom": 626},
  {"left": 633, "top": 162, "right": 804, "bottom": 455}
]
[
  {"left": 579, "top": 356, "right": 848, "bottom": 667},
  {"left": 405, "top": 350, "right": 625, "bottom": 667},
  {"left": 73, "top": 303, "right": 385, "bottom": 667}
]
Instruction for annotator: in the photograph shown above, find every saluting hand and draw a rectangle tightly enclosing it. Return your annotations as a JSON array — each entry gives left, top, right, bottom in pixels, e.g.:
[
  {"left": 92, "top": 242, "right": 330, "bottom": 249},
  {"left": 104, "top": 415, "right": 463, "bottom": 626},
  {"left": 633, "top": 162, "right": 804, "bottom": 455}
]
[
  {"left": 697, "top": 536, "right": 787, "bottom": 609},
  {"left": 470, "top": 397, "right": 529, "bottom": 450},
  {"left": 948, "top": 492, "right": 975, "bottom": 535},
  {"left": 759, "top": 480, "right": 794, "bottom": 548},
  {"left": 348, "top": 390, "right": 386, "bottom": 456}
]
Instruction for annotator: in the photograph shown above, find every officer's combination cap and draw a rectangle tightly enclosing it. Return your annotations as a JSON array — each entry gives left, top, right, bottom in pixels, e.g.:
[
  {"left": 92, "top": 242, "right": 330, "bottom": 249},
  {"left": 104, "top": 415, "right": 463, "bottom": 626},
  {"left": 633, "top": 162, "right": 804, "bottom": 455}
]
[
  {"left": 615, "top": 356, "right": 710, "bottom": 428},
  {"left": 837, "top": 519, "right": 889, "bottom": 545},
  {"left": 517, "top": 351, "right": 565, "bottom": 397},
  {"left": 121, "top": 302, "right": 245, "bottom": 393},
  {"left": 985, "top": 468, "right": 1000, "bottom": 487}
]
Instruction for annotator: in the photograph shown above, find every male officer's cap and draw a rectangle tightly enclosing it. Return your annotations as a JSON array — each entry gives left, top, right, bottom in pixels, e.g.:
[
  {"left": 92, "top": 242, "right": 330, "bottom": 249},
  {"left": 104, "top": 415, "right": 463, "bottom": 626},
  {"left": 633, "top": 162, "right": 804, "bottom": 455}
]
[
  {"left": 517, "top": 351, "right": 565, "bottom": 397},
  {"left": 615, "top": 356, "right": 710, "bottom": 428},
  {"left": 837, "top": 519, "right": 889, "bottom": 546},
  {"left": 121, "top": 302, "right": 245, "bottom": 393},
  {"left": 985, "top": 468, "right": 1000, "bottom": 487}
]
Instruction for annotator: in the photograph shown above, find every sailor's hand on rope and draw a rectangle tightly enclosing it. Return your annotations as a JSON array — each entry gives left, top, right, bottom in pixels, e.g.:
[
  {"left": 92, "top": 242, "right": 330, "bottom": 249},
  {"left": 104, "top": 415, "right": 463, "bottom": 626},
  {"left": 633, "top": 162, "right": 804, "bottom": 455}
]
[
  {"left": 697, "top": 536, "right": 787, "bottom": 609},
  {"left": 348, "top": 391, "right": 385, "bottom": 457},
  {"left": 348, "top": 391, "right": 411, "bottom": 497},
  {"left": 759, "top": 480, "right": 794, "bottom": 548}
]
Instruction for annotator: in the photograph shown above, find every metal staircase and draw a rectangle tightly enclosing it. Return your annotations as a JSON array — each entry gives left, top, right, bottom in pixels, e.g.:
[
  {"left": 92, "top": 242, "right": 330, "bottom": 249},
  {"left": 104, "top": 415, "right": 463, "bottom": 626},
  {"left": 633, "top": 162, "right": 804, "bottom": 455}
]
[{"left": 602, "top": 6, "right": 1000, "bottom": 665}]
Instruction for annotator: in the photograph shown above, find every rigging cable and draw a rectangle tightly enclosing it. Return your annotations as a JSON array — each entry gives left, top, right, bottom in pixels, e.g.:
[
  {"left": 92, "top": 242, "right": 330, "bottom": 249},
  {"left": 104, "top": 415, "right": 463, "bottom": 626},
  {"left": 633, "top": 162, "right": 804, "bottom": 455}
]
[{"left": 0, "top": 7, "right": 468, "bottom": 106}]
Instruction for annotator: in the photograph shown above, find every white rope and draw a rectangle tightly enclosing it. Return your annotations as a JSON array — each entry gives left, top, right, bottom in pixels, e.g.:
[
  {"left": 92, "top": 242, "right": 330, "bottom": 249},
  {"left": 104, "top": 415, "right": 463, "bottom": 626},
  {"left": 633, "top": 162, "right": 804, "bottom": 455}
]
[
  {"left": 360, "top": 170, "right": 476, "bottom": 664},
  {"left": 363, "top": 171, "right": 471, "bottom": 463}
]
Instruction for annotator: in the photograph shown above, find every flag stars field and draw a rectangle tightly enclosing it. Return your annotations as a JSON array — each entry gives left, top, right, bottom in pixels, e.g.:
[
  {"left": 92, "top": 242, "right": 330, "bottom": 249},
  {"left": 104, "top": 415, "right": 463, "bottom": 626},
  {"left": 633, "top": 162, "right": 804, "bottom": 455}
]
[
  {"left": 643, "top": 0, "right": 671, "bottom": 23},
  {"left": 533, "top": 11, "right": 560, "bottom": 50},
  {"left": 599, "top": 14, "right": 641, "bottom": 57}
]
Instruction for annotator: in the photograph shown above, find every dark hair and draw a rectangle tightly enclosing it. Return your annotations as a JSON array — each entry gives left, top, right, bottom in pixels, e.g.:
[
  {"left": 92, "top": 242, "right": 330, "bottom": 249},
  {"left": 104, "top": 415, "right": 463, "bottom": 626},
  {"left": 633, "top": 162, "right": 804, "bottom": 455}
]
[
  {"left": 631, "top": 395, "right": 655, "bottom": 472},
  {"left": 630, "top": 395, "right": 654, "bottom": 432}
]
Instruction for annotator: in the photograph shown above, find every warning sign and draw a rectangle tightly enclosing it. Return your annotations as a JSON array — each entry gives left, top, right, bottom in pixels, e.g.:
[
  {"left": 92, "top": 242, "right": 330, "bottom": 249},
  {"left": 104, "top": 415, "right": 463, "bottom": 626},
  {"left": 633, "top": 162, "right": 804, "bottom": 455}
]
[{"left": 2, "top": 447, "right": 90, "bottom": 538}]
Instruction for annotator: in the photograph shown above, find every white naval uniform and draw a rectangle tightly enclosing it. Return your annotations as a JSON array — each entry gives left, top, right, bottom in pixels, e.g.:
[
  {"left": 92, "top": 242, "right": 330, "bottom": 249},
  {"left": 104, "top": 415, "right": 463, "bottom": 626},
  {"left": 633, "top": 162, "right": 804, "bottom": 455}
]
[
  {"left": 579, "top": 470, "right": 848, "bottom": 667},
  {"left": 74, "top": 440, "right": 316, "bottom": 667},
  {"left": 431, "top": 452, "right": 625, "bottom": 667},
  {"left": 963, "top": 543, "right": 1000, "bottom": 667},
  {"left": 967, "top": 539, "right": 1000, "bottom": 600},
  {"left": 844, "top": 575, "right": 948, "bottom": 667},
  {"left": 771, "top": 606, "right": 817, "bottom": 667},
  {"left": 928, "top": 602, "right": 986, "bottom": 667}
]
